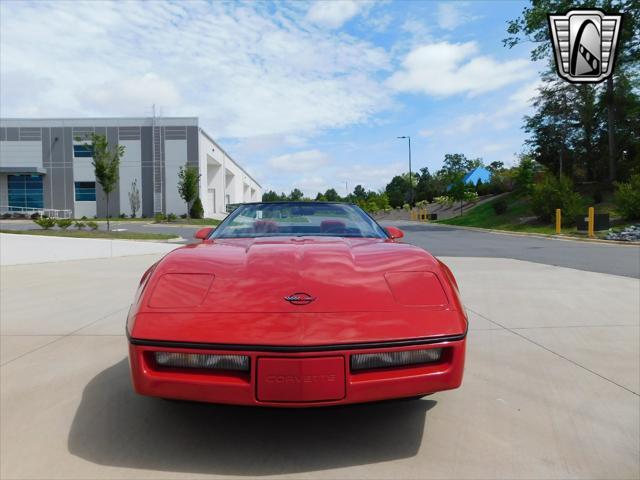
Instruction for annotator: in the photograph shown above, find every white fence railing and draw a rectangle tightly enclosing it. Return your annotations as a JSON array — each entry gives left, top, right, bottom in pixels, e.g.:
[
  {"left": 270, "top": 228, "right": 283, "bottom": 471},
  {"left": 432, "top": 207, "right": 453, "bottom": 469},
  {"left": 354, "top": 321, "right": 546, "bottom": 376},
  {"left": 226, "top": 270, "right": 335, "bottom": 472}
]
[{"left": 0, "top": 205, "right": 73, "bottom": 219}]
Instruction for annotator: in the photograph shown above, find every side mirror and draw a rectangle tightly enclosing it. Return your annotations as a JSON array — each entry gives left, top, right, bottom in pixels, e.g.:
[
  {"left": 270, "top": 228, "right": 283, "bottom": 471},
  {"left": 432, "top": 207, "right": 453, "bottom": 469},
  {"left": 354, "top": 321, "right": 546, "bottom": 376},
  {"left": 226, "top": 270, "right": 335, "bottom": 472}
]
[
  {"left": 194, "top": 227, "right": 213, "bottom": 241},
  {"left": 385, "top": 226, "right": 404, "bottom": 240}
]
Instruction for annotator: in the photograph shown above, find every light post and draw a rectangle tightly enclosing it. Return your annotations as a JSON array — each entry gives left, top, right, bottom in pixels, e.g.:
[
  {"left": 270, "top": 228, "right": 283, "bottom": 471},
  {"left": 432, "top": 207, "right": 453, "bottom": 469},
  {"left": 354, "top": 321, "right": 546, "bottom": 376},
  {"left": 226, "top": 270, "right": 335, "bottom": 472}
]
[{"left": 397, "top": 135, "right": 413, "bottom": 205}]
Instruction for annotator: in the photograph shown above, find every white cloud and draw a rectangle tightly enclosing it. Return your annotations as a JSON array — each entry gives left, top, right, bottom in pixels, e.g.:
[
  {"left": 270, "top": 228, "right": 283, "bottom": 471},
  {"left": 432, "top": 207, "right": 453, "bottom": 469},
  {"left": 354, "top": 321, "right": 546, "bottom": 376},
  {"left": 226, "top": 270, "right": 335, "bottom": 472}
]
[
  {"left": 0, "top": 1, "right": 391, "bottom": 137},
  {"left": 388, "top": 41, "right": 532, "bottom": 97},
  {"left": 436, "top": 2, "right": 479, "bottom": 31},
  {"left": 418, "top": 128, "right": 434, "bottom": 137},
  {"left": 306, "top": 1, "right": 365, "bottom": 28},
  {"left": 80, "top": 73, "right": 181, "bottom": 112},
  {"left": 267, "top": 150, "right": 331, "bottom": 171}
]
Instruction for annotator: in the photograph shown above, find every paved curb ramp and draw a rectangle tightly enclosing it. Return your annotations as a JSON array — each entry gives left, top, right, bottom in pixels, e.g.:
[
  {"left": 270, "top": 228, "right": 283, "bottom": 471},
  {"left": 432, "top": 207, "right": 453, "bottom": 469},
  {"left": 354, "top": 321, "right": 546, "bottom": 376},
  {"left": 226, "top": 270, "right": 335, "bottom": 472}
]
[{"left": 0, "top": 233, "right": 177, "bottom": 266}]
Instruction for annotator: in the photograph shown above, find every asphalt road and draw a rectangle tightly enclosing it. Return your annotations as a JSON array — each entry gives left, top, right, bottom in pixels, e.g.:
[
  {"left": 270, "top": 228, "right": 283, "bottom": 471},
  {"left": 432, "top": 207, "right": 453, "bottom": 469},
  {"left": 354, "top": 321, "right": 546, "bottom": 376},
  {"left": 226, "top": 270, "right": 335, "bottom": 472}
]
[
  {"left": 383, "top": 221, "right": 640, "bottom": 279},
  {"left": 2, "top": 219, "right": 639, "bottom": 278}
]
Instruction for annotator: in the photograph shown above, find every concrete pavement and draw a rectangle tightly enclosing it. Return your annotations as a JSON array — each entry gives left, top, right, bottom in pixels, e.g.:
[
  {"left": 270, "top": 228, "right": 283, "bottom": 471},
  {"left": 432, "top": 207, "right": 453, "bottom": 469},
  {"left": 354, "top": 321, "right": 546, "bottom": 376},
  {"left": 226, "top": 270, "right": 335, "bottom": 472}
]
[{"left": 1, "top": 254, "right": 638, "bottom": 479}]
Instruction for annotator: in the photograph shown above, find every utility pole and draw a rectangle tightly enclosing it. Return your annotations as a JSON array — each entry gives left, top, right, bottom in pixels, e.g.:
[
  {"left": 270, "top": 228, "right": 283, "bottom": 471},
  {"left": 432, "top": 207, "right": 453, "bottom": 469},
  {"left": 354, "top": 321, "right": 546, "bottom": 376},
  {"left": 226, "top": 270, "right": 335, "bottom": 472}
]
[{"left": 397, "top": 136, "right": 413, "bottom": 205}]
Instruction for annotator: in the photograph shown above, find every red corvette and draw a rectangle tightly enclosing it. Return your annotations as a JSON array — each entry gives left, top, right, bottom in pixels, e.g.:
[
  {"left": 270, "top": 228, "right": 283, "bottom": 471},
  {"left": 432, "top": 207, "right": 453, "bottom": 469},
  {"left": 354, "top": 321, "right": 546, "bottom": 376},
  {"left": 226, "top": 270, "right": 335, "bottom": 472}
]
[{"left": 127, "top": 202, "right": 467, "bottom": 406}]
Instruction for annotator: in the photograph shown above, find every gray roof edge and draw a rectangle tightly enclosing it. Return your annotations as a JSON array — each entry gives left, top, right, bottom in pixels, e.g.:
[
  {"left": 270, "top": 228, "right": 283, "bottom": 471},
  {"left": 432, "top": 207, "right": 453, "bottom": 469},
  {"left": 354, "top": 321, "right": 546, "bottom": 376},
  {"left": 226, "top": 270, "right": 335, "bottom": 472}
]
[{"left": 0, "top": 117, "right": 199, "bottom": 128}]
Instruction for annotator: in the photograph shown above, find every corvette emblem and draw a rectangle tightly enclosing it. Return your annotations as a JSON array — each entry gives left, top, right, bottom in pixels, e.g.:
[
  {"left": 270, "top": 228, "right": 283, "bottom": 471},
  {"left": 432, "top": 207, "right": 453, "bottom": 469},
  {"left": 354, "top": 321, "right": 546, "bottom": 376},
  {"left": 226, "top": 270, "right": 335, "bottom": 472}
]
[
  {"left": 284, "top": 292, "right": 316, "bottom": 305},
  {"left": 548, "top": 9, "right": 622, "bottom": 84}
]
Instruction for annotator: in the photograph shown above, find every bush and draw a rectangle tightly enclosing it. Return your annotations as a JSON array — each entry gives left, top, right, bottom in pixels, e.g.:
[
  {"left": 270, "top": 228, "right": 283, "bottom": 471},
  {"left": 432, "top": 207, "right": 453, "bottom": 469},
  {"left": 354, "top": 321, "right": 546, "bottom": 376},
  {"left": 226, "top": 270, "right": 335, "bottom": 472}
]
[
  {"left": 531, "top": 175, "right": 582, "bottom": 225},
  {"left": 167, "top": 213, "right": 177, "bottom": 222},
  {"left": 119, "top": 213, "right": 126, "bottom": 219},
  {"left": 154, "top": 213, "right": 166, "bottom": 223},
  {"left": 614, "top": 174, "right": 640, "bottom": 220},
  {"left": 30, "top": 212, "right": 41, "bottom": 220},
  {"left": 81, "top": 216, "right": 88, "bottom": 220},
  {"left": 2, "top": 213, "right": 11, "bottom": 219},
  {"left": 492, "top": 199, "right": 508, "bottom": 215},
  {"left": 402, "top": 203, "right": 411, "bottom": 211},
  {"left": 74, "top": 221, "right": 86, "bottom": 230},
  {"left": 190, "top": 197, "right": 204, "bottom": 219},
  {"left": 180, "top": 213, "right": 188, "bottom": 219},
  {"left": 56, "top": 218, "right": 73, "bottom": 230},
  {"left": 86, "top": 221, "right": 98, "bottom": 230},
  {"left": 34, "top": 217, "right": 56, "bottom": 230},
  {"left": 592, "top": 190, "right": 604, "bottom": 204}
]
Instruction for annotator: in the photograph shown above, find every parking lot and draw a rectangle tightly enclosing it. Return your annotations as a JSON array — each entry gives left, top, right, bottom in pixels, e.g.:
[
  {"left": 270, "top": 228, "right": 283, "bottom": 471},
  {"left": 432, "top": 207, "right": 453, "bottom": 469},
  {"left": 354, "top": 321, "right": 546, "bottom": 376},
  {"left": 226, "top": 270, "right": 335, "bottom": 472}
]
[{"left": 1, "top": 237, "right": 638, "bottom": 479}]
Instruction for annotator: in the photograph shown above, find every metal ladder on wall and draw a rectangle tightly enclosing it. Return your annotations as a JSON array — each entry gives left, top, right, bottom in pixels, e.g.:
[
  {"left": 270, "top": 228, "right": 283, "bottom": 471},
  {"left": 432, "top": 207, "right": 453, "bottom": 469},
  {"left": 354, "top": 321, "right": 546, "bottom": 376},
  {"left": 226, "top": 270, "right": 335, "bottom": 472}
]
[{"left": 151, "top": 106, "right": 163, "bottom": 214}]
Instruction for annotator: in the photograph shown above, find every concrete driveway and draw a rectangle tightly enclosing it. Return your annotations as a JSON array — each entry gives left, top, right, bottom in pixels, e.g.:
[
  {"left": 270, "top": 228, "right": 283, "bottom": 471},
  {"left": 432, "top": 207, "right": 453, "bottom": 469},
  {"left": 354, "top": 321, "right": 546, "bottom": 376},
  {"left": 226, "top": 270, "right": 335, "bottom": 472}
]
[{"left": 1, "top": 253, "right": 638, "bottom": 479}]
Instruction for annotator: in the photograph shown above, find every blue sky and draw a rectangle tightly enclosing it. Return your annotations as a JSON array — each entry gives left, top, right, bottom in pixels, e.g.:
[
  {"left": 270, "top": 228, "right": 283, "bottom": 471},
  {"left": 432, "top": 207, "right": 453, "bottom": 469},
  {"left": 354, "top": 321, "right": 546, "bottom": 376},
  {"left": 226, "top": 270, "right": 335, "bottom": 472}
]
[{"left": 0, "top": 0, "right": 541, "bottom": 196}]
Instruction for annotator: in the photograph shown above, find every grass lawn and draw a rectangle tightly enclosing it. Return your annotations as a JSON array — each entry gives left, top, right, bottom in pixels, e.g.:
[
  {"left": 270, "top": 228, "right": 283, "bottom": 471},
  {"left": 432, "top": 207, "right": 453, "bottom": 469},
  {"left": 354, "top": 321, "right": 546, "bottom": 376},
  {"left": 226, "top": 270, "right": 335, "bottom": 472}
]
[
  {"left": 0, "top": 229, "right": 179, "bottom": 241},
  {"left": 436, "top": 193, "right": 625, "bottom": 237}
]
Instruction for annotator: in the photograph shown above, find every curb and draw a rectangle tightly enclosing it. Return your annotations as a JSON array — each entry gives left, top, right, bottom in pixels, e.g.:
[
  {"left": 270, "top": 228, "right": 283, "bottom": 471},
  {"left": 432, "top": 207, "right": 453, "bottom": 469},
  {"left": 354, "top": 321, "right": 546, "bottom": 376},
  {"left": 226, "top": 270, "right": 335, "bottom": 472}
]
[{"left": 398, "top": 221, "right": 640, "bottom": 246}]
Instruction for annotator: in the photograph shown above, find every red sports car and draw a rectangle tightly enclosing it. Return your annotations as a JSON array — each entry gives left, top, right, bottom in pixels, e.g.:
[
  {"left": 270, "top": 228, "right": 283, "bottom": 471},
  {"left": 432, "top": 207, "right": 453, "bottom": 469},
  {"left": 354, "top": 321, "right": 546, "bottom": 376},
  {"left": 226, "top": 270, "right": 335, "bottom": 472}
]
[{"left": 127, "top": 202, "right": 467, "bottom": 406}]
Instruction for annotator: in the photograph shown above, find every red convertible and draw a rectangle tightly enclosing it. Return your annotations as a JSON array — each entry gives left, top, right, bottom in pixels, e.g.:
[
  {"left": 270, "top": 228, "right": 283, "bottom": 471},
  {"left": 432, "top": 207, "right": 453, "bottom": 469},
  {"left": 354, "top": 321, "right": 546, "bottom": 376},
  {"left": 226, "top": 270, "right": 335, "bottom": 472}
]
[{"left": 127, "top": 202, "right": 467, "bottom": 406}]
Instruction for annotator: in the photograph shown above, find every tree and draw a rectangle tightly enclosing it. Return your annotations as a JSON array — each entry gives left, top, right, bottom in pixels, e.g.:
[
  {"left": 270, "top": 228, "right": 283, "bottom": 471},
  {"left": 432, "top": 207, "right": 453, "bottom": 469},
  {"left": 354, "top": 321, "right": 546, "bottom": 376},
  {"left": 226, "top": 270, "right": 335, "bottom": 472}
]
[
  {"left": 128, "top": 179, "right": 141, "bottom": 218},
  {"left": 190, "top": 197, "right": 204, "bottom": 219},
  {"left": 487, "top": 161, "right": 505, "bottom": 173},
  {"left": 505, "top": 0, "right": 640, "bottom": 183},
  {"left": 288, "top": 188, "right": 304, "bottom": 201},
  {"left": 448, "top": 176, "right": 478, "bottom": 216},
  {"left": 353, "top": 185, "right": 367, "bottom": 200},
  {"left": 177, "top": 164, "right": 201, "bottom": 217},
  {"left": 513, "top": 155, "right": 538, "bottom": 194},
  {"left": 262, "top": 190, "right": 281, "bottom": 202},
  {"left": 83, "top": 133, "right": 124, "bottom": 231},
  {"left": 385, "top": 175, "right": 410, "bottom": 208},
  {"left": 323, "top": 188, "right": 340, "bottom": 201}
]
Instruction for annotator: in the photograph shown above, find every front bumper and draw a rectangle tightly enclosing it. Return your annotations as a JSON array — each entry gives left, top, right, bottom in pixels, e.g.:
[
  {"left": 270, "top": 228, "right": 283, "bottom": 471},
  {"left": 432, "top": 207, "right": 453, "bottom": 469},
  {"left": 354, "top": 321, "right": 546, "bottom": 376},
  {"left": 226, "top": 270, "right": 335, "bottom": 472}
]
[{"left": 128, "top": 335, "right": 466, "bottom": 407}]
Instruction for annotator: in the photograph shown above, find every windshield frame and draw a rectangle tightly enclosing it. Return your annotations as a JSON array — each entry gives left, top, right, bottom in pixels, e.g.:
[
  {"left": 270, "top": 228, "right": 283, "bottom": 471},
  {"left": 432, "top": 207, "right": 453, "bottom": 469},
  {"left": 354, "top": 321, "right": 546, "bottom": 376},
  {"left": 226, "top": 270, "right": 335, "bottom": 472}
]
[{"left": 209, "top": 202, "right": 390, "bottom": 240}]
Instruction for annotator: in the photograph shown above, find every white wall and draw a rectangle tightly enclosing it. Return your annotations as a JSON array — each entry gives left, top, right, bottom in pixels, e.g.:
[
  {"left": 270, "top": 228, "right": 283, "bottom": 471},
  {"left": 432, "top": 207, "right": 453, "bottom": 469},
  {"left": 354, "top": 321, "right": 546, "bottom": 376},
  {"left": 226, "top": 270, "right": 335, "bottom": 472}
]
[
  {"left": 0, "top": 141, "right": 42, "bottom": 168},
  {"left": 164, "top": 139, "right": 188, "bottom": 215},
  {"left": 118, "top": 140, "right": 142, "bottom": 217},
  {"left": 197, "top": 130, "right": 262, "bottom": 216}
]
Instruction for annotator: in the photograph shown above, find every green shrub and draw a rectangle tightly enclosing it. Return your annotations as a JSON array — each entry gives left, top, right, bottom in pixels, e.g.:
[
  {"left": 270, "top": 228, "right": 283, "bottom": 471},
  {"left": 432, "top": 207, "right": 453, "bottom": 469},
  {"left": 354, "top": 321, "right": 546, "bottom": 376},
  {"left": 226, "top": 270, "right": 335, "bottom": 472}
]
[
  {"left": 74, "top": 221, "right": 86, "bottom": 230},
  {"left": 190, "top": 197, "right": 204, "bottom": 219},
  {"left": 56, "top": 218, "right": 73, "bottom": 230},
  {"left": 492, "top": 199, "right": 508, "bottom": 215},
  {"left": 180, "top": 213, "right": 188, "bottom": 219},
  {"left": 167, "top": 213, "right": 177, "bottom": 222},
  {"left": 86, "top": 221, "right": 98, "bottom": 230},
  {"left": 402, "top": 203, "right": 411, "bottom": 211},
  {"left": 614, "top": 174, "right": 640, "bottom": 220},
  {"left": 154, "top": 213, "right": 166, "bottom": 223},
  {"left": 531, "top": 175, "right": 582, "bottom": 225},
  {"left": 34, "top": 217, "right": 56, "bottom": 230}
]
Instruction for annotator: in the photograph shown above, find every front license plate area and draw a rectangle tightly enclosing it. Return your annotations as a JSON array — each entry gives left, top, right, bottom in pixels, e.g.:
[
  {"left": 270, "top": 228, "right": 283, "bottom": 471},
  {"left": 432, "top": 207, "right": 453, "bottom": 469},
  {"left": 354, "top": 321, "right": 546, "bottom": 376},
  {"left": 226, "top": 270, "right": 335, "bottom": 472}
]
[{"left": 257, "top": 357, "right": 345, "bottom": 402}]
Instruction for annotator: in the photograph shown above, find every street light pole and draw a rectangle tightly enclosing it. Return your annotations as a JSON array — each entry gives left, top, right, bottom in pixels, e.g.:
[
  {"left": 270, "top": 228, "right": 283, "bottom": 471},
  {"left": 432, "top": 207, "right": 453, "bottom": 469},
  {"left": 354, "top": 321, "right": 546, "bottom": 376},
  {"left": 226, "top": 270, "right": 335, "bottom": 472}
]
[{"left": 397, "top": 136, "right": 413, "bottom": 205}]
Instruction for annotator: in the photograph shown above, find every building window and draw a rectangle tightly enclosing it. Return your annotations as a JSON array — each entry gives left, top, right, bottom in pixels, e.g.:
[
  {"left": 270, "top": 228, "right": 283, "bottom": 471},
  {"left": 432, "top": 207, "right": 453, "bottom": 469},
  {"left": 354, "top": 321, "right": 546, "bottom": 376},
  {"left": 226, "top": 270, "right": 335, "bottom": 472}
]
[
  {"left": 7, "top": 175, "right": 44, "bottom": 209},
  {"left": 73, "top": 144, "right": 93, "bottom": 158},
  {"left": 74, "top": 182, "right": 96, "bottom": 201}
]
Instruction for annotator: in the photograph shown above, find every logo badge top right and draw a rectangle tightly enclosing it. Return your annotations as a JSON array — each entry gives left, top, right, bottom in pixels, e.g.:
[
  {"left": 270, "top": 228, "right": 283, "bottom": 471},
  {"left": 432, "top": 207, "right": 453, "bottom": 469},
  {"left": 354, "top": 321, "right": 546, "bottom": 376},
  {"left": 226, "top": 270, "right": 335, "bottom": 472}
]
[{"left": 548, "top": 9, "right": 622, "bottom": 83}]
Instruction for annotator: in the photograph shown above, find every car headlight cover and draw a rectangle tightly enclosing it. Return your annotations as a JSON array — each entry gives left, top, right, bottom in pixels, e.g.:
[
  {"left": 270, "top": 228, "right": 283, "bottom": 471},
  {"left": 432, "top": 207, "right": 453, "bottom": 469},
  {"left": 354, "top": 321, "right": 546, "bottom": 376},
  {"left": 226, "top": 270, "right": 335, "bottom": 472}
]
[
  {"left": 351, "top": 348, "right": 442, "bottom": 371},
  {"left": 154, "top": 352, "right": 250, "bottom": 371}
]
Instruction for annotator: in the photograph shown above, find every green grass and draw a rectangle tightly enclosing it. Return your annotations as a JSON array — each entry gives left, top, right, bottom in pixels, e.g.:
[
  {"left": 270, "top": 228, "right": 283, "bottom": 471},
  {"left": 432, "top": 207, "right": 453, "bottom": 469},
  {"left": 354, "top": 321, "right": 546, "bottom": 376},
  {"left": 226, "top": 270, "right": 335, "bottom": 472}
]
[
  {"left": 0, "top": 229, "right": 179, "bottom": 240},
  {"left": 436, "top": 193, "right": 624, "bottom": 236}
]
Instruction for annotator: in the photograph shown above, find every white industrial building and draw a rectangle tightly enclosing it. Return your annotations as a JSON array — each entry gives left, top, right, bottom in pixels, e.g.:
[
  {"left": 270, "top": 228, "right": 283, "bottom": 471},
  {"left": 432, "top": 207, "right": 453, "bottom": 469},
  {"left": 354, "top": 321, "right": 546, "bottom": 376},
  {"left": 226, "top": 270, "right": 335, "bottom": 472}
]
[{"left": 0, "top": 117, "right": 261, "bottom": 219}]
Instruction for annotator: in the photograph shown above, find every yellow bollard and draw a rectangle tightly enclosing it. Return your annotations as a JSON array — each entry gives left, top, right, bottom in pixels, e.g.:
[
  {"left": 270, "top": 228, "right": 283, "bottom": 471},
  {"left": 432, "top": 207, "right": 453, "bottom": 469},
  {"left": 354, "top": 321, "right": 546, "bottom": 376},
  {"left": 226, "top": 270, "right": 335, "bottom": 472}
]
[
  {"left": 588, "top": 206, "right": 595, "bottom": 238},
  {"left": 555, "top": 208, "right": 561, "bottom": 234}
]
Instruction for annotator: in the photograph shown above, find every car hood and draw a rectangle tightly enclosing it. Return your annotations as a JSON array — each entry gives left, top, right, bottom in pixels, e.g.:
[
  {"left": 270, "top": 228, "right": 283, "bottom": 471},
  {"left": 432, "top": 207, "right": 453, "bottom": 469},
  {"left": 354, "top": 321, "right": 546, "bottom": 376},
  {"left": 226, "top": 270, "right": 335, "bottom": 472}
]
[
  {"left": 142, "top": 236, "right": 452, "bottom": 314},
  {"left": 131, "top": 237, "right": 466, "bottom": 345}
]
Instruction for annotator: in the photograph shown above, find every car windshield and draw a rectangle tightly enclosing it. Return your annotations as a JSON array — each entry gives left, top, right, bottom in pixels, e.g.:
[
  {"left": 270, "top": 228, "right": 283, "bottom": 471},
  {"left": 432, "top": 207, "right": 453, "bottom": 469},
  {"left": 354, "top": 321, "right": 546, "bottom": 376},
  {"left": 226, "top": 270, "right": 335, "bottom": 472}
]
[{"left": 211, "top": 202, "right": 388, "bottom": 239}]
